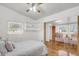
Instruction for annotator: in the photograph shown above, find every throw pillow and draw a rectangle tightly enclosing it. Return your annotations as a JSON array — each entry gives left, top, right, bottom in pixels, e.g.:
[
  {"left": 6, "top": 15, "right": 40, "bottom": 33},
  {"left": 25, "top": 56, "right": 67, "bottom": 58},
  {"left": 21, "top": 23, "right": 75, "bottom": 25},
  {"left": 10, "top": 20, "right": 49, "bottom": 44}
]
[
  {"left": 5, "top": 40, "right": 14, "bottom": 52},
  {"left": 0, "top": 40, "right": 7, "bottom": 56}
]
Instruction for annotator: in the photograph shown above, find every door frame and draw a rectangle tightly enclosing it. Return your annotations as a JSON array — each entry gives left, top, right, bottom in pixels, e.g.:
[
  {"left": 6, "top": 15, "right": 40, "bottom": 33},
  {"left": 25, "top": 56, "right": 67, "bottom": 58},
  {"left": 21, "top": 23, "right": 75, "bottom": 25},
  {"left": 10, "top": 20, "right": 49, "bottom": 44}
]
[
  {"left": 77, "top": 16, "right": 79, "bottom": 55},
  {"left": 44, "top": 22, "right": 47, "bottom": 44}
]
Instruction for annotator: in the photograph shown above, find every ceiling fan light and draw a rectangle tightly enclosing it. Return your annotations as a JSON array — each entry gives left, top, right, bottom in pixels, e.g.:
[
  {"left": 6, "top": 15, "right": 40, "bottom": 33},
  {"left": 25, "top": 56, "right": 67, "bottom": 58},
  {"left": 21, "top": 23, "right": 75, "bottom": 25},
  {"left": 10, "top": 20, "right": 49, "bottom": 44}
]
[
  {"left": 26, "top": 3, "right": 42, "bottom": 13},
  {"left": 33, "top": 6, "right": 37, "bottom": 12},
  {"left": 30, "top": 7, "right": 33, "bottom": 11}
]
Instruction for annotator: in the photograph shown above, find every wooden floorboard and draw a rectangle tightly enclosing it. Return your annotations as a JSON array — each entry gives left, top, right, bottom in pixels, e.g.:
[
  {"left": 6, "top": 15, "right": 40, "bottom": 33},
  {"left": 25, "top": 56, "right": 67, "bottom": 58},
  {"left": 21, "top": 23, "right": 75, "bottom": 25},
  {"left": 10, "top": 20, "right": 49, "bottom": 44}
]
[{"left": 46, "top": 40, "right": 77, "bottom": 56}]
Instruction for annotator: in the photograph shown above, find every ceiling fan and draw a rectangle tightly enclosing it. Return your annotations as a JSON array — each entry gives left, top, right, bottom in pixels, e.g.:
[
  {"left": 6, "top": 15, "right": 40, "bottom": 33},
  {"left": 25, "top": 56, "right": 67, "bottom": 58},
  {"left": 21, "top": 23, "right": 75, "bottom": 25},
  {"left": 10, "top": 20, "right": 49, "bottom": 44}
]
[{"left": 26, "top": 3, "right": 43, "bottom": 13}]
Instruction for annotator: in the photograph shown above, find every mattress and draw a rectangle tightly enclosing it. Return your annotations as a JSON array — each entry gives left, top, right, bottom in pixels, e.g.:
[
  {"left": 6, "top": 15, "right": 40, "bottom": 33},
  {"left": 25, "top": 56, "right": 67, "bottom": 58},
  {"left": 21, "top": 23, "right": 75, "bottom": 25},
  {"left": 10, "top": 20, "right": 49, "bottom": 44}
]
[{"left": 6, "top": 40, "right": 47, "bottom": 56}]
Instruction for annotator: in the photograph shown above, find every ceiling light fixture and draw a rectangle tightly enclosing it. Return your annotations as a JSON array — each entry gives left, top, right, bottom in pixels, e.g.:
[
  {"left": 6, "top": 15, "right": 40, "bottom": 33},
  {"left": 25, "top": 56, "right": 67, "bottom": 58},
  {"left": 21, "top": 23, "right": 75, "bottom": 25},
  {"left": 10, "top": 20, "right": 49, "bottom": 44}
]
[
  {"left": 26, "top": 3, "right": 42, "bottom": 13},
  {"left": 29, "top": 5, "right": 37, "bottom": 12}
]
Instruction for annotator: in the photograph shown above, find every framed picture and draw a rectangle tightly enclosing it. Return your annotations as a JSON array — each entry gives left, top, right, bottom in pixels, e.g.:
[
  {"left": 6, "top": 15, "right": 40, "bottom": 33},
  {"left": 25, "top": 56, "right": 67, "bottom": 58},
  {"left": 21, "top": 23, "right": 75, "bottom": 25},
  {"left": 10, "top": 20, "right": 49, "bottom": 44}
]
[
  {"left": 25, "top": 21, "right": 39, "bottom": 32},
  {"left": 8, "top": 22, "right": 23, "bottom": 34}
]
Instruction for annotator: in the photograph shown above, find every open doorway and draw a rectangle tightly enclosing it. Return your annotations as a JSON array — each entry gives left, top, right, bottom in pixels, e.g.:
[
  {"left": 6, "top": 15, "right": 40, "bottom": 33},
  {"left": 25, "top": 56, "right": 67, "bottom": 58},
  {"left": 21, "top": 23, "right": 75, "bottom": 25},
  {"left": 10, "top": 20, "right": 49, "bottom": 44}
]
[
  {"left": 52, "top": 26, "right": 56, "bottom": 41},
  {"left": 44, "top": 16, "right": 78, "bottom": 56}
]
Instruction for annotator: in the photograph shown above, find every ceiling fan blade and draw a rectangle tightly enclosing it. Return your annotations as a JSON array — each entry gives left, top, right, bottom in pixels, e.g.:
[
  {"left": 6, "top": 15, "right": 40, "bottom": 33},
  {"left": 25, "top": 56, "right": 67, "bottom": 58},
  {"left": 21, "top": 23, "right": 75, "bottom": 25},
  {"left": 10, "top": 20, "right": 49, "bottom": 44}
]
[
  {"left": 26, "top": 9, "right": 30, "bottom": 12},
  {"left": 37, "top": 10, "right": 40, "bottom": 13}
]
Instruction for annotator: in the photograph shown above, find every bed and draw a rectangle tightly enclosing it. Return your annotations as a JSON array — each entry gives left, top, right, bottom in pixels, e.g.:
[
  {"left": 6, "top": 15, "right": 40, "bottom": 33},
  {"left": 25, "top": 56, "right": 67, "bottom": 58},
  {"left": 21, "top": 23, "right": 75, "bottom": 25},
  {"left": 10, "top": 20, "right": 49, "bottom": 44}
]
[{"left": 5, "top": 40, "right": 48, "bottom": 56}]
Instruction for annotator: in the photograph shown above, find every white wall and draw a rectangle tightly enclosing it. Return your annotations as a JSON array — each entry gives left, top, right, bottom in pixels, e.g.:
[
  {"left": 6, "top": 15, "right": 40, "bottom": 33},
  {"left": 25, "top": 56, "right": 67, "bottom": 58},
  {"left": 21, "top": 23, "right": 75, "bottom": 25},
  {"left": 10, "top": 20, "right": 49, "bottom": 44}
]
[
  {"left": 1, "top": 4, "right": 79, "bottom": 42},
  {"left": 37, "top": 6, "right": 79, "bottom": 41},
  {"left": 0, "top": 5, "right": 40, "bottom": 42}
]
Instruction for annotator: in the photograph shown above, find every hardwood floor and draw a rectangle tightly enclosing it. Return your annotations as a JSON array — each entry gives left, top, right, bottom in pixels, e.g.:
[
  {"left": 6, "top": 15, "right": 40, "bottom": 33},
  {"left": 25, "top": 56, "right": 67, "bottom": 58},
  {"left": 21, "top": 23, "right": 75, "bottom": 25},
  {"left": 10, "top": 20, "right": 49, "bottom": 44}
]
[{"left": 46, "top": 40, "right": 77, "bottom": 56}]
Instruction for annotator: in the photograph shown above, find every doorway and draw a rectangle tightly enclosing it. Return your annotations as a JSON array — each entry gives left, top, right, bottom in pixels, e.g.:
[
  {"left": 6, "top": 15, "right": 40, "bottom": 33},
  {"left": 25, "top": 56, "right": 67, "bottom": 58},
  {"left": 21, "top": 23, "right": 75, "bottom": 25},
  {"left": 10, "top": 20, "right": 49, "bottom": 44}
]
[{"left": 52, "top": 26, "right": 56, "bottom": 41}]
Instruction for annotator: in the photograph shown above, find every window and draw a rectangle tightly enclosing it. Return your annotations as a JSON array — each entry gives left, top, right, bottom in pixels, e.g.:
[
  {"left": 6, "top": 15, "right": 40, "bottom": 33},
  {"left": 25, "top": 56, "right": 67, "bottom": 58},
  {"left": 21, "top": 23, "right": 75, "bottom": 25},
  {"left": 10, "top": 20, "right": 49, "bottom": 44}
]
[
  {"left": 56, "top": 25, "right": 68, "bottom": 33},
  {"left": 8, "top": 22, "right": 23, "bottom": 34},
  {"left": 69, "top": 23, "right": 77, "bottom": 32}
]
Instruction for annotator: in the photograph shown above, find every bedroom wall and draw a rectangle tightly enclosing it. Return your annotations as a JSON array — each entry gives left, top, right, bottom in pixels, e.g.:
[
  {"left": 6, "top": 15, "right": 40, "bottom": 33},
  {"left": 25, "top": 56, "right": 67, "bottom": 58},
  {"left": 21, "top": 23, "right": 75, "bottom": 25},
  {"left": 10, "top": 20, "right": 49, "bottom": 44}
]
[
  {"left": 0, "top": 5, "right": 40, "bottom": 42},
  {"left": 37, "top": 5, "right": 79, "bottom": 41}
]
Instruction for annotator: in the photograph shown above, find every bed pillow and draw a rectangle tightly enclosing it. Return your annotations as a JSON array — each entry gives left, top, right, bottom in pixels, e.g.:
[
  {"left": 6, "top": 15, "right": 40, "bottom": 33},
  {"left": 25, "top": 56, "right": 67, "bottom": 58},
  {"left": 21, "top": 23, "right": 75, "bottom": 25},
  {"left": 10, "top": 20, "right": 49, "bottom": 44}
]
[
  {"left": 5, "top": 40, "right": 14, "bottom": 52},
  {"left": 0, "top": 40, "right": 7, "bottom": 56}
]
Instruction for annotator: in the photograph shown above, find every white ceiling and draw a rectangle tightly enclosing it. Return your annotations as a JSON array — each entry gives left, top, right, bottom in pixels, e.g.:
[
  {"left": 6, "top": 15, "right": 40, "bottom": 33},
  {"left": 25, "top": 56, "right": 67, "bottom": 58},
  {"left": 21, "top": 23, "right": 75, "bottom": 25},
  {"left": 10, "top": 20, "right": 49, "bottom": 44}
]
[
  {"left": 47, "top": 16, "right": 77, "bottom": 26},
  {"left": 0, "top": 3, "right": 79, "bottom": 20}
]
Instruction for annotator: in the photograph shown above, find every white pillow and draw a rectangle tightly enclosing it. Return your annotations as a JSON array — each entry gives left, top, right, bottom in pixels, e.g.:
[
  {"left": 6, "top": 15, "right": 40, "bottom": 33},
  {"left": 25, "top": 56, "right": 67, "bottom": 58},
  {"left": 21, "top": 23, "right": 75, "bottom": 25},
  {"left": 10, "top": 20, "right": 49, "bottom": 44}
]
[{"left": 0, "top": 40, "right": 7, "bottom": 56}]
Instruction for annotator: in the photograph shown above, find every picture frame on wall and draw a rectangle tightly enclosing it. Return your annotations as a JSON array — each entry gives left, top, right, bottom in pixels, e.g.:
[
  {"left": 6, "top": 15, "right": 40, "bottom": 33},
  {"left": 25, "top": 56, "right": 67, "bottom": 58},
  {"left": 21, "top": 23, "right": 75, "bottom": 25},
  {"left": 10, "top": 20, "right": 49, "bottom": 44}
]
[
  {"left": 25, "top": 21, "right": 39, "bottom": 32},
  {"left": 8, "top": 22, "right": 23, "bottom": 34}
]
